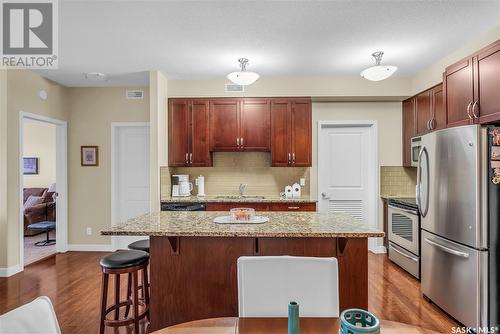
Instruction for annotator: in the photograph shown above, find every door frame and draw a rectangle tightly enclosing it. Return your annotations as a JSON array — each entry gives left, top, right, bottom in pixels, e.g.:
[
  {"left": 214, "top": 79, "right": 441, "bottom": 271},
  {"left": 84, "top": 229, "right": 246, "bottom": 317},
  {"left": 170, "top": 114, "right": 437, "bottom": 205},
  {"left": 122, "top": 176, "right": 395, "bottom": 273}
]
[
  {"left": 317, "top": 120, "right": 380, "bottom": 253},
  {"left": 111, "top": 122, "right": 150, "bottom": 250},
  {"left": 19, "top": 111, "right": 68, "bottom": 270}
]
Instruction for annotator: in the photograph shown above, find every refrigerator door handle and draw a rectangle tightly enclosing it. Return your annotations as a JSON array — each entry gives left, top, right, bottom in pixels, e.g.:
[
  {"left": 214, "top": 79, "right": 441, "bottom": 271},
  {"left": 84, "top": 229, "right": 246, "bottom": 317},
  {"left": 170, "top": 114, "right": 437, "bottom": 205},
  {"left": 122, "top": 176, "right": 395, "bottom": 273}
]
[
  {"left": 424, "top": 238, "right": 470, "bottom": 258},
  {"left": 416, "top": 146, "right": 429, "bottom": 217}
]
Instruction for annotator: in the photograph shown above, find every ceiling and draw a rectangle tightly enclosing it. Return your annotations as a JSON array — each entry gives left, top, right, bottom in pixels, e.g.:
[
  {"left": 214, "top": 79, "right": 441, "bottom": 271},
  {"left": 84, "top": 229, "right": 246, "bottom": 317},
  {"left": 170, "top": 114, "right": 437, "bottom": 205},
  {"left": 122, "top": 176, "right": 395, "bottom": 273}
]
[{"left": 37, "top": 0, "right": 500, "bottom": 87}]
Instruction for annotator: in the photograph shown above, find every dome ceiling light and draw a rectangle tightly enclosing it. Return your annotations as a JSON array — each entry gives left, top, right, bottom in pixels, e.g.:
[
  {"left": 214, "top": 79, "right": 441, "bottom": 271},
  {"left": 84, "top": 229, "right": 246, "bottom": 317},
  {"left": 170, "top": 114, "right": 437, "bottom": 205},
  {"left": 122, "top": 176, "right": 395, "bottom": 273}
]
[
  {"left": 360, "top": 51, "right": 398, "bottom": 81},
  {"left": 227, "top": 58, "right": 259, "bottom": 86}
]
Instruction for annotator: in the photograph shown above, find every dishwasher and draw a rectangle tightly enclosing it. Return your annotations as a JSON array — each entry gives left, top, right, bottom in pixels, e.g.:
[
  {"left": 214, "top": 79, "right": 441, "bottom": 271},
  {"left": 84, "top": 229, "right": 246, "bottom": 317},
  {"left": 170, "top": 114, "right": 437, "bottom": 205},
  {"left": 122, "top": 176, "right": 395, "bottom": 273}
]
[{"left": 161, "top": 202, "right": 206, "bottom": 211}]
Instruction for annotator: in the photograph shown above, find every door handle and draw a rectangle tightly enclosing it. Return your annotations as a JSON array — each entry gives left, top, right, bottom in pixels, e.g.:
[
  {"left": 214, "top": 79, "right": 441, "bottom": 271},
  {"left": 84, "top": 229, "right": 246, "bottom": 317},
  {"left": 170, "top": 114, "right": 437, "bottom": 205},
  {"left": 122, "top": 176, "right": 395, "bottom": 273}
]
[
  {"left": 321, "top": 192, "right": 328, "bottom": 198},
  {"left": 424, "top": 238, "right": 469, "bottom": 258},
  {"left": 472, "top": 101, "right": 479, "bottom": 118},
  {"left": 288, "top": 153, "right": 291, "bottom": 165},
  {"left": 466, "top": 102, "right": 473, "bottom": 120},
  {"left": 240, "top": 137, "right": 244, "bottom": 147},
  {"left": 426, "top": 119, "right": 431, "bottom": 130},
  {"left": 237, "top": 138, "right": 240, "bottom": 147},
  {"left": 189, "top": 153, "right": 192, "bottom": 164},
  {"left": 292, "top": 153, "right": 295, "bottom": 164},
  {"left": 390, "top": 244, "right": 418, "bottom": 262},
  {"left": 185, "top": 153, "right": 188, "bottom": 164},
  {"left": 287, "top": 206, "right": 300, "bottom": 210},
  {"left": 430, "top": 118, "right": 435, "bottom": 130}
]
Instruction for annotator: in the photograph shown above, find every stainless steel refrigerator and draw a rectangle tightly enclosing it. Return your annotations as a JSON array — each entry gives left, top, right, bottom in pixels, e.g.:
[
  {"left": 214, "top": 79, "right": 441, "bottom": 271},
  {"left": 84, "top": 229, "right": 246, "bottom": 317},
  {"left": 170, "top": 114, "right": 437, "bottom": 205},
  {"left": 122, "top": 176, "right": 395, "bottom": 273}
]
[{"left": 417, "top": 124, "right": 499, "bottom": 329}]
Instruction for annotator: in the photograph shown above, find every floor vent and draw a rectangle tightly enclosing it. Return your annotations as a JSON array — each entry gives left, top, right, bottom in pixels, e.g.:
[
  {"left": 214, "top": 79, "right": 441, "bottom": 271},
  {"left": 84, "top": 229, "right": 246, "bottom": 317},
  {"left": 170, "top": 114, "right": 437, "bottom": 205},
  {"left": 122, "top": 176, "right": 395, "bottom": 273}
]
[
  {"left": 126, "top": 90, "right": 144, "bottom": 99},
  {"left": 225, "top": 83, "right": 244, "bottom": 93}
]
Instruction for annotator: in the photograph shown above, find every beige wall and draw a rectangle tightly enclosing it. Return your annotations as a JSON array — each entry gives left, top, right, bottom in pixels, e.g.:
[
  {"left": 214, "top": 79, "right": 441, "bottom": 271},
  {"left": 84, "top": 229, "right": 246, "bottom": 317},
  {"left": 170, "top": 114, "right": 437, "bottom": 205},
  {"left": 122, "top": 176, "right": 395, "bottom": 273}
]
[
  {"left": 149, "top": 71, "right": 168, "bottom": 212},
  {"left": 163, "top": 152, "right": 310, "bottom": 199},
  {"left": 311, "top": 102, "right": 403, "bottom": 243},
  {"left": 4, "top": 70, "right": 68, "bottom": 268},
  {"left": 67, "top": 87, "right": 149, "bottom": 245},
  {"left": 168, "top": 76, "right": 412, "bottom": 98},
  {"left": 23, "top": 121, "right": 57, "bottom": 188},
  {"left": 0, "top": 70, "right": 8, "bottom": 269},
  {"left": 411, "top": 25, "right": 500, "bottom": 94}
]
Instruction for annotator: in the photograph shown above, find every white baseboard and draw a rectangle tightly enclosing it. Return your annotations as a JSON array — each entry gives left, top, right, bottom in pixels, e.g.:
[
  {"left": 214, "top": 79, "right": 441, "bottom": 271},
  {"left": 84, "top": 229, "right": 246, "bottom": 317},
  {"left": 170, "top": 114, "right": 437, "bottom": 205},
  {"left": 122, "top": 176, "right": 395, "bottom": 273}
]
[
  {"left": 68, "top": 244, "right": 116, "bottom": 252},
  {"left": 369, "top": 245, "right": 387, "bottom": 254},
  {"left": 0, "top": 264, "right": 22, "bottom": 277}
]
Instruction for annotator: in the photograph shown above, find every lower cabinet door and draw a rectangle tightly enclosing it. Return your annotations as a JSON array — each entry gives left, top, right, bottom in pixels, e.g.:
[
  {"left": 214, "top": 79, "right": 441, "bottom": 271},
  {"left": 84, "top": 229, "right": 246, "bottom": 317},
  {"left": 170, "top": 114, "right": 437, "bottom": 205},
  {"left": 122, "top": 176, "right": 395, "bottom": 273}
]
[{"left": 421, "top": 230, "right": 487, "bottom": 329}]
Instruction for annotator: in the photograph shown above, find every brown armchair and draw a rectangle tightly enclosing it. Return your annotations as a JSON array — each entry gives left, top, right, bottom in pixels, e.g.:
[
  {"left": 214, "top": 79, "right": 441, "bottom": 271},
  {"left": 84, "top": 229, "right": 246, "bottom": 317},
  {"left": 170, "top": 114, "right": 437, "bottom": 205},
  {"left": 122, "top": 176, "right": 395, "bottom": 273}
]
[{"left": 23, "top": 188, "right": 56, "bottom": 236}]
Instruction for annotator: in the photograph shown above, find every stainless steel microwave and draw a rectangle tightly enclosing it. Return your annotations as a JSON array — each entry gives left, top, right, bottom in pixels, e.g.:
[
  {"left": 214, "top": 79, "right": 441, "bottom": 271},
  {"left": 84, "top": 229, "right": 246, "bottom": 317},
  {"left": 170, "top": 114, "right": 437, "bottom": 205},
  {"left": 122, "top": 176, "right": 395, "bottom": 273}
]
[{"left": 410, "top": 136, "right": 422, "bottom": 167}]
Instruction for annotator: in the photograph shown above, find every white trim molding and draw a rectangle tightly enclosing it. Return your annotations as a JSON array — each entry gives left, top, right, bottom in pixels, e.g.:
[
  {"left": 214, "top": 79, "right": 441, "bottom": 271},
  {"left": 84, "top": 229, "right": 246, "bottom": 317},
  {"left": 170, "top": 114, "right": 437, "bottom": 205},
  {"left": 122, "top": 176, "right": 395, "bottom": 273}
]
[
  {"left": 18, "top": 112, "right": 68, "bottom": 273},
  {"left": 68, "top": 244, "right": 116, "bottom": 252},
  {"left": 0, "top": 264, "right": 22, "bottom": 277}
]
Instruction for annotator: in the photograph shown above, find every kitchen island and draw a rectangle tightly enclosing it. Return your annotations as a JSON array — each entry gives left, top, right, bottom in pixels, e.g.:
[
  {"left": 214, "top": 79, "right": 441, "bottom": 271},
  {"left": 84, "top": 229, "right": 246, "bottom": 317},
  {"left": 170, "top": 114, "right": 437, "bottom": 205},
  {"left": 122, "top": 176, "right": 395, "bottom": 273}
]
[{"left": 101, "top": 211, "right": 383, "bottom": 331}]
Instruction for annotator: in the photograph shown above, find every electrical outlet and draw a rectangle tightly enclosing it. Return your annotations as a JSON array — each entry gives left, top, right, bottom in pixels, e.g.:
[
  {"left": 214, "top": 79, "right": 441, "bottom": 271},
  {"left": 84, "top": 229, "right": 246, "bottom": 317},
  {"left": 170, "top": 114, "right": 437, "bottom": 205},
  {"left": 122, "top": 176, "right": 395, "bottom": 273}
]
[
  {"left": 86, "top": 227, "right": 92, "bottom": 236},
  {"left": 300, "top": 178, "right": 306, "bottom": 186}
]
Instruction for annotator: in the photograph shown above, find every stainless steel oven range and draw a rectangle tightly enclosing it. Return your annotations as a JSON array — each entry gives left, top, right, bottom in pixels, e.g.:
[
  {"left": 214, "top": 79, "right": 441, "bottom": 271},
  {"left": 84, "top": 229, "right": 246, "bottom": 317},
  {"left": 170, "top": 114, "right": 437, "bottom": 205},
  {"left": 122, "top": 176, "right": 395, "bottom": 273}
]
[{"left": 387, "top": 198, "right": 420, "bottom": 279}]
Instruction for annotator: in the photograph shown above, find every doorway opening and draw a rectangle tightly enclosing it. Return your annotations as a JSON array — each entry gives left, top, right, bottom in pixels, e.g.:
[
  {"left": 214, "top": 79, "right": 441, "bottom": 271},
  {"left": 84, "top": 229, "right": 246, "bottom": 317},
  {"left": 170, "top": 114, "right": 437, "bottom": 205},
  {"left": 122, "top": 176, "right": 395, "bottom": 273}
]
[
  {"left": 19, "top": 112, "right": 68, "bottom": 268},
  {"left": 111, "top": 123, "right": 150, "bottom": 250},
  {"left": 317, "top": 120, "right": 379, "bottom": 252}
]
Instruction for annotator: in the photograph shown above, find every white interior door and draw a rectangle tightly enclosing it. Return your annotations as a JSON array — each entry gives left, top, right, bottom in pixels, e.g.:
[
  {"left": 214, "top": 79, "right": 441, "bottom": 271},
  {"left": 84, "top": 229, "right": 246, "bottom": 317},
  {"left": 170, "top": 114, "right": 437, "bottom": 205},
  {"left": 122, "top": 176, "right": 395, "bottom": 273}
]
[
  {"left": 114, "top": 125, "right": 150, "bottom": 249},
  {"left": 318, "top": 123, "right": 377, "bottom": 249}
]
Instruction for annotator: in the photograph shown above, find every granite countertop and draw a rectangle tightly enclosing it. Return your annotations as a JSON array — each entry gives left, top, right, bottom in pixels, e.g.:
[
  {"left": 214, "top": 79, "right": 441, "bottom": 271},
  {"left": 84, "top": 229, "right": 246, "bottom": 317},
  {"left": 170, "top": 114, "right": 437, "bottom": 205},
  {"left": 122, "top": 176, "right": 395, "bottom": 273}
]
[
  {"left": 161, "top": 195, "right": 317, "bottom": 203},
  {"left": 101, "top": 211, "right": 384, "bottom": 238}
]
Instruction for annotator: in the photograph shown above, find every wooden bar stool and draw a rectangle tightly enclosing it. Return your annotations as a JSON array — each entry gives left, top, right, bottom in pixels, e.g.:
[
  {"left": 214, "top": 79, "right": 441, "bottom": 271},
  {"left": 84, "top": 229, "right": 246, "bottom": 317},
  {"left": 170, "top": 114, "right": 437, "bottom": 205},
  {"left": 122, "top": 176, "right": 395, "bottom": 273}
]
[
  {"left": 99, "top": 250, "right": 150, "bottom": 334},
  {"left": 127, "top": 240, "right": 150, "bottom": 302}
]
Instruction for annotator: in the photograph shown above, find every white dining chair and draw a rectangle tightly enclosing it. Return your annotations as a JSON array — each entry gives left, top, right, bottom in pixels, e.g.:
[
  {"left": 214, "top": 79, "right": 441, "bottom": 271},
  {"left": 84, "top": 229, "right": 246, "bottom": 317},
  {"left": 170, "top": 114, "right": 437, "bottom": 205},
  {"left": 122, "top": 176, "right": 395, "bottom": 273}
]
[
  {"left": 0, "top": 296, "right": 61, "bottom": 334},
  {"left": 237, "top": 256, "right": 339, "bottom": 317}
]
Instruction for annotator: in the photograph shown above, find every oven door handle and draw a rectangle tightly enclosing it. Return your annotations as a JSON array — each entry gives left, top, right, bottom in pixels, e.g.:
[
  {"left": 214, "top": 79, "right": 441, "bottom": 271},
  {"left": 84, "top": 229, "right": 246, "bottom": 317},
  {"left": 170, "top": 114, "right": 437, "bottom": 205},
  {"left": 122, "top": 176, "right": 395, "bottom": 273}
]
[
  {"left": 388, "top": 204, "right": 418, "bottom": 215},
  {"left": 389, "top": 244, "right": 418, "bottom": 262}
]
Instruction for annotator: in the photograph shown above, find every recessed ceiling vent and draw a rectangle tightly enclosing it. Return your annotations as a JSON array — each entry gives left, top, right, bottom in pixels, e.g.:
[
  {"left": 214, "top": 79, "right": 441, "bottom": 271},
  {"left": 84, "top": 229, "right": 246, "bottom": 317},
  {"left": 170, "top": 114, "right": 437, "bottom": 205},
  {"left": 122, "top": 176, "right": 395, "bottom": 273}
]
[
  {"left": 225, "top": 83, "right": 244, "bottom": 93},
  {"left": 126, "top": 89, "right": 144, "bottom": 99}
]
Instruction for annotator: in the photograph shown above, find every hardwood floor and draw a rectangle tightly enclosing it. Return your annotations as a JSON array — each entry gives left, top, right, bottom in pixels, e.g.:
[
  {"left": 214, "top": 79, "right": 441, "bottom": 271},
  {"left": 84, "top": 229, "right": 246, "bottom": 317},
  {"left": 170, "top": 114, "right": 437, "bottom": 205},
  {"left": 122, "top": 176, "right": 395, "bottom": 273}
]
[{"left": 0, "top": 252, "right": 458, "bottom": 333}]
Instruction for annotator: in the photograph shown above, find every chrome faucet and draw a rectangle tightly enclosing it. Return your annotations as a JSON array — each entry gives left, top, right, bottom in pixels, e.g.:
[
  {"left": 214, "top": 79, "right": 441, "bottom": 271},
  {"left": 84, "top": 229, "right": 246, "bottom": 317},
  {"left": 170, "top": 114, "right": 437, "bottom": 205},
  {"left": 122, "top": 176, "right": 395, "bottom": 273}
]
[{"left": 239, "top": 183, "right": 247, "bottom": 197}]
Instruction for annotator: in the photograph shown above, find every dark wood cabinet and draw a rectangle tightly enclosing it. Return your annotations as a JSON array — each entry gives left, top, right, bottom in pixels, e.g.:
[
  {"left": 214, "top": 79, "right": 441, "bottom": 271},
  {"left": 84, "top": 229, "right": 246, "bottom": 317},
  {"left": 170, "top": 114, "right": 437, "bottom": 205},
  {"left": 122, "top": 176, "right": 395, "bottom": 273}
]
[
  {"left": 168, "top": 99, "right": 211, "bottom": 167},
  {"left": 431, "top": 84, "right": 445, "bottom": 131},
  {"left": 205, "top": 202, "right": 316, "bottom": 212},
  {"left": 210, "top": 99, "right": 271, "bottom": 152},
  {"left": 416, "top": 90, "right": 431, "bottom": 135},
  {"left": 271, "top": 99, "right": 312, "bottom": 167},
  {"left": 444, "top": 40, "right": 500, "bottom": 126},
  {"left": 209, "top": 99, "right": 240, "bottom": 151},
  {"left": 240, "top": 99, "right": 271, "bottom": 151},
  {"left": 402, "top": 98, "right": 416, "bottom": 167},
  {"left": 476, "top": 41, "right": 500, "bottom": 124}
]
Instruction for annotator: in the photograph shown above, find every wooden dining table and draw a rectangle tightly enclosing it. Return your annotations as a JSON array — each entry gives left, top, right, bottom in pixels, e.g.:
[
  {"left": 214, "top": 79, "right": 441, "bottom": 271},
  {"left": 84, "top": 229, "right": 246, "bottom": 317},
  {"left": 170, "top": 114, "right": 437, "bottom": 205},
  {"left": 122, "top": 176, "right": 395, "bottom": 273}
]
[{"left": 153, "top": 317, "right": 439, "bottom": 334}]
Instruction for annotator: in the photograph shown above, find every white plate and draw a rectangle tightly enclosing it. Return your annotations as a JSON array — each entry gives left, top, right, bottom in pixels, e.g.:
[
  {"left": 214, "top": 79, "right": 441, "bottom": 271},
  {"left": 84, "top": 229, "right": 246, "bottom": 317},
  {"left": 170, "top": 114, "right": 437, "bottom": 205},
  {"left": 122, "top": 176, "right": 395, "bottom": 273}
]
[{"left": 213, "top": 216, "right": 269, "bottom": 224}]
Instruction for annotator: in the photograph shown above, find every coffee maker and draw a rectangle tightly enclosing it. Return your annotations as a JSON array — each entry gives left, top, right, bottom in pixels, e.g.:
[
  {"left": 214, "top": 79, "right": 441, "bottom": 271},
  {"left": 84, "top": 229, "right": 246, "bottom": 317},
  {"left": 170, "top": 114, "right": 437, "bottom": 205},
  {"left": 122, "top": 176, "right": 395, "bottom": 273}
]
[{"left": 171, "top": 175, "right": 193, "bottom": 197}]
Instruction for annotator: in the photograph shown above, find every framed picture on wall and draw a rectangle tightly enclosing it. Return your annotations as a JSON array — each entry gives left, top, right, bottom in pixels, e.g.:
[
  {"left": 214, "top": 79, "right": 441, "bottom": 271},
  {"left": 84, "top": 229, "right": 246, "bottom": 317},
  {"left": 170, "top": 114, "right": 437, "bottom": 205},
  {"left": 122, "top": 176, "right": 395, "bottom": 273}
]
[
  {"left": 81, "top": 146, "right": 99, "bottom": 166},
  {"left": 23, "top": 157, "right": 39, "bottom": 174}
]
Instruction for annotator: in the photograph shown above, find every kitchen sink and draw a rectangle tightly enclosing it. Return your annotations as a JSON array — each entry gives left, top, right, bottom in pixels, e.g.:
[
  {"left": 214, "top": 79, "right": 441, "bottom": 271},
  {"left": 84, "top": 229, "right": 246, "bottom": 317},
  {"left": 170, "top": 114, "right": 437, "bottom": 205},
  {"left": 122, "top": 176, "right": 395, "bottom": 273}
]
[{"left": 215, "top": 195, "right": 266, "bottom": 200}]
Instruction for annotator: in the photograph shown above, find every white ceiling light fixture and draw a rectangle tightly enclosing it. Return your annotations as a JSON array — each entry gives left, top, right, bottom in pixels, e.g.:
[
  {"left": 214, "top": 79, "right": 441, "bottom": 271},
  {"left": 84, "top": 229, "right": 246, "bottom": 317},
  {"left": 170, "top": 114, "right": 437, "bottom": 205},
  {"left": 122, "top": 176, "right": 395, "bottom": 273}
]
[
  {"left": 227, "top": 58, "right": 259, "bottom": 86},
  {"left": 360, "top": 51, "right": 398, "bottom": 81}
]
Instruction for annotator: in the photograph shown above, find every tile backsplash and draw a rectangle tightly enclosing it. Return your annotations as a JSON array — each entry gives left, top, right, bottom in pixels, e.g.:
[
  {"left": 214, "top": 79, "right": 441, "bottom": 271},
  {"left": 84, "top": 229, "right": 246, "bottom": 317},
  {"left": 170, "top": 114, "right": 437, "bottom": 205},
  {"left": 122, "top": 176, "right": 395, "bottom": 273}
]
[
  {"left": 380, "top": 166, "right": 417, "bottom": 197},
  {"left": 160, "top": 152, "right": 310, "bottom": 199}
]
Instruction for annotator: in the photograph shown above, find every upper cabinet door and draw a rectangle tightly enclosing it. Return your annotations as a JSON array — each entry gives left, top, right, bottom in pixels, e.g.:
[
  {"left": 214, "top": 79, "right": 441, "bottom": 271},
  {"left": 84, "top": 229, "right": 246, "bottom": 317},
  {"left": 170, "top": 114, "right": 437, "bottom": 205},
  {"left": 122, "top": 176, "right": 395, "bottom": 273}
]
[
  {"left": 240, "top": 99, "right": 271, "bottom": 151},
  {"left": 444, "top": 58, "right": 474, "bottom": 127},
  {"left": 402, "top": 98, "right": 416, "bottom": 167},
  {"left": 209, "top": 100, "right": 240, "bottom": 151},
  {"left": 431, "top": 84, "right": 445, "bottom": 131},
  {"left": 271, "top": 100, "right": 292, "bottom": 167},
  {"left": 168, "top": 100, "right": 190, "bottom": 166},
  {"left": 290, "top": 100, "right": 312, "bottom": 167},
  {"left": 475, "top": 41, "right": 500, "bottom": 124},
  {"left": 416, "top": 90, "right": 432, "bottom": 135},
  {"left": 190, "top": 100, "right": 211, "bottom": 167}
]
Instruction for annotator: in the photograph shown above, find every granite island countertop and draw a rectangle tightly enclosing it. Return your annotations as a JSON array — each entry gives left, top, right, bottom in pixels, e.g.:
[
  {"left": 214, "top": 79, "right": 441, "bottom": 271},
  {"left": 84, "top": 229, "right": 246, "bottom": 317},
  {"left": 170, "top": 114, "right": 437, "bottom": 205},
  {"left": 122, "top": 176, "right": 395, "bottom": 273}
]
[
  {"left": 101, "top": 211, "right": 384, "bottom": 238},
  {"left": 161, "top": 195, "right": 317, "bottom": 203}
]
